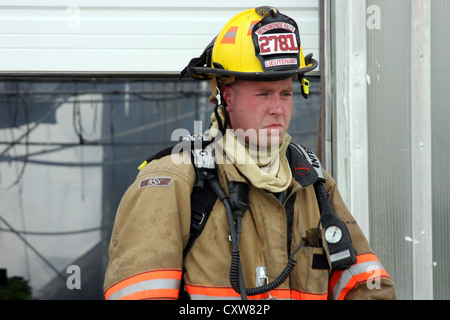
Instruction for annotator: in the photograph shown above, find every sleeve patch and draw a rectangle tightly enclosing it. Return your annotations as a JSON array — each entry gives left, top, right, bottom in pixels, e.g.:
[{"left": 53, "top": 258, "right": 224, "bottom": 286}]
[{"left": 139, "top": 177, "right": 172, "bottom": 188}]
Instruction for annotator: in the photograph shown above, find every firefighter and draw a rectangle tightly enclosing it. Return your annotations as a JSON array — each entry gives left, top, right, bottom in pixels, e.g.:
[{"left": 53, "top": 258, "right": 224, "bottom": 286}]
[{"left": 104, "top": 6, "right": 396, "bottom": 300}]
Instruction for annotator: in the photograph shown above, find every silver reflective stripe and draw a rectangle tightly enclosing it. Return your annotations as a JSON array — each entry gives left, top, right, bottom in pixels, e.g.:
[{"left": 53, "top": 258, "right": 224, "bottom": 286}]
[
  {"left": 107, "top": 278, "right": 180, "bottom": 300},
  {"left": 223, "top": 30, "right": 237, "bottom": 39},
  {"left": 329, "top": 261, "right": 384, "bottom": 300}
]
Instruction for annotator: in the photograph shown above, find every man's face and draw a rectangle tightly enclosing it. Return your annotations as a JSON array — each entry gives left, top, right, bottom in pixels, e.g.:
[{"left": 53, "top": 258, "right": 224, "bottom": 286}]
[{"left": 222, "top": 78, "right": 293, "bottom": 147}]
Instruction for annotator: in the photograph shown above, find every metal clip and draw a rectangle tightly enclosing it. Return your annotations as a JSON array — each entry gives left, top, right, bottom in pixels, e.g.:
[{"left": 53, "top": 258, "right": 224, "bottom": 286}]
[
  {"left": 256, "top": 266, "right": 277, "bottom": 300},
  {"left": 266, "top": 291, "right": 277, "bottom": 300},
  {"left": 215, "top": 87, "right": 222, "bottom": 106},
  {"left": 192, "top": 143, "right": 215, "bottom": 170},
  {"left": 261, "top": 276, "right": 277, "bottom": 300}
]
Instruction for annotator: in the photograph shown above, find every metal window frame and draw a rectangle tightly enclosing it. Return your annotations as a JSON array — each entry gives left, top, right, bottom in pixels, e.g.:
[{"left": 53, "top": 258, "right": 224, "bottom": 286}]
[
  {"left": 411, "top": 0, "right": 433, "bottom": 300},
  {"left": 323, "top": 0, "right": 370, "bottom": 238}
]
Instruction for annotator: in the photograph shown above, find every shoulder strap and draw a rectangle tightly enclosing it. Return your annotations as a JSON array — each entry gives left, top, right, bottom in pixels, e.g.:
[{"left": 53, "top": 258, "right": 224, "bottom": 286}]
[
  {"left": 287, "top": 143, "right": 357, "bottom": 270},
  {"left": 137, "top": 145, "right": 174, "bottom": 171},
  {"left": 138, "top": 136, "right": 218, "bottom": 258},
  {"left": 183, "top": 136, "right": 218, "bottom": 257},
  {"left": 184, "top": 181, "right": 217, "bottom": 256},
  {"left": 287, "top": 143, "right": 325, "bottom": 187}
]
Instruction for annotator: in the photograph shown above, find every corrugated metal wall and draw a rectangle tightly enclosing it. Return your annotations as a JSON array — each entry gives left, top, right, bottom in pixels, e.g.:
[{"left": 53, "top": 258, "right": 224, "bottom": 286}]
[
  {"left": 366, "top": 0, "right": 415, "bottom": 299},
  {"left": 328, "top": 0, "right": 450, "bottom": 299},
  {"left": 430, "top": 0, "right": 450, "bottom": 300},
  {"left": 0, "top": 0, "right": 319, "bottom": 73}
]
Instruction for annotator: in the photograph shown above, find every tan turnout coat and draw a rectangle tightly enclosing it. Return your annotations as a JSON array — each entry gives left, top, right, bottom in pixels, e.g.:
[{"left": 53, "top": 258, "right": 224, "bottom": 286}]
[{"left": 104, "top": 149, "right": 396, "bottom": 300}]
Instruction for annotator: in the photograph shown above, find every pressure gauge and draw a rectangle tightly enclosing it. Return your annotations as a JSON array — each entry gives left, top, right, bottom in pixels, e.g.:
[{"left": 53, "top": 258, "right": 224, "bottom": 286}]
[{"left": 325, "top": 225, "right": 342, "bottom": 244}]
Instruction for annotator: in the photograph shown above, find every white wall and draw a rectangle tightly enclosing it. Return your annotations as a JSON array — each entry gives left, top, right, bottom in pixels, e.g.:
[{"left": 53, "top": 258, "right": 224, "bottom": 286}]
[{"left": 0, "top": 0, "right": 319, "bottom": 73}]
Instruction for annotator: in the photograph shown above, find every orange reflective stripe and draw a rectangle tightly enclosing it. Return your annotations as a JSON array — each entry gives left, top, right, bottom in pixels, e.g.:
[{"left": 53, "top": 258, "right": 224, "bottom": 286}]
[
  {"left": 328, "top": 270, "right": 346, "bottom": 294},
  {"left": 221, "top": 26, "right": 239, "bottom": 44},
  {"left": 115, "top": 288, "right": 180, "bottom": 300},
  {"left": 328, "top": 253, "right": 378, "bottom": 292},
  {"left": 261, "top": 289, "right": 327, "bottom": 300},
  {"left": 247, "top": 20, "right": 259, "bottom": 36},
  {"left": 105, "top": 268, "right": 182, "bottom": 300},
  {"left": 355, "top": 253, "right": 382, "bottom": 264},
  {"left": 186, "top": 284, "right": 242, "bottom": 299},
  {"left": 291, "top": 289, "right": 328, "bottom": 300},
  {"left": 333, "top": 268, "right": 390, "bottom": 300},
  {"left": 186, "top": 284, "right": 328, "bottom": 300},
  {"left": 328, "top": 253, "right": 391, "bottom": 300}
]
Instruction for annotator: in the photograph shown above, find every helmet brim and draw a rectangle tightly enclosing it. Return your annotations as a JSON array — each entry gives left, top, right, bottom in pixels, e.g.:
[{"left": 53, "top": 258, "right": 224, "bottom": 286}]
[{"left": 186, "top": 57, "right": 318, "bottom": 81}]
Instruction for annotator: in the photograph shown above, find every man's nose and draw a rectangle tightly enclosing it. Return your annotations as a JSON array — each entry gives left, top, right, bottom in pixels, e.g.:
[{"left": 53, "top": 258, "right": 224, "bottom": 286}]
[{"left": 269, "top": 95, "right": 283, "bottom": 115}]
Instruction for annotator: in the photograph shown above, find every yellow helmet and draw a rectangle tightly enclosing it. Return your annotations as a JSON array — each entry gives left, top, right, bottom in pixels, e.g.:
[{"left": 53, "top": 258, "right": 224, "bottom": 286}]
[{"left": 181, "top": 6, "right": 318, "bottom": 83}]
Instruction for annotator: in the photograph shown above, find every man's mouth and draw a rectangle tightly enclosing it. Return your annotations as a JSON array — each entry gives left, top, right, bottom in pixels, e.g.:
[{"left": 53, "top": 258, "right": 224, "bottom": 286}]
[{"left": 264, "top": 123, "right": 283, "bottom": 130}]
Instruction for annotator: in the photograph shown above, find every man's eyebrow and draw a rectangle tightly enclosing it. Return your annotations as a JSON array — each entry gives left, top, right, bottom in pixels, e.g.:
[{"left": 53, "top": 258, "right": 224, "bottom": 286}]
[{"left": 255, "top": 85, "right": 293, "bottom": 92}]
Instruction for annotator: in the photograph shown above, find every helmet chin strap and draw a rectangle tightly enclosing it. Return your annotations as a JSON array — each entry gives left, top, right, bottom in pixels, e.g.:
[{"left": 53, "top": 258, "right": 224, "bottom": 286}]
[{"left": 213, "top": 84, "right": 229, "bottom": 135}]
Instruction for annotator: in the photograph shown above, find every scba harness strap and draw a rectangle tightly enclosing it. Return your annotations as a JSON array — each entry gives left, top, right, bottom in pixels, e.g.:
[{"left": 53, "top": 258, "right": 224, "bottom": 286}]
[
  {"left": 138, "top": 137, "right": 356, "bottom": 271},
  {"left": 287, "top": 143, "right": 357, "bottom": 271}
]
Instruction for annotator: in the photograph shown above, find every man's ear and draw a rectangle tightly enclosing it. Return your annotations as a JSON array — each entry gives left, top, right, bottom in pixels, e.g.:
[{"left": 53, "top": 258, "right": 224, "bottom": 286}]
[{"left": 221, "top": 85, "right": 233, "bottom": 111}]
